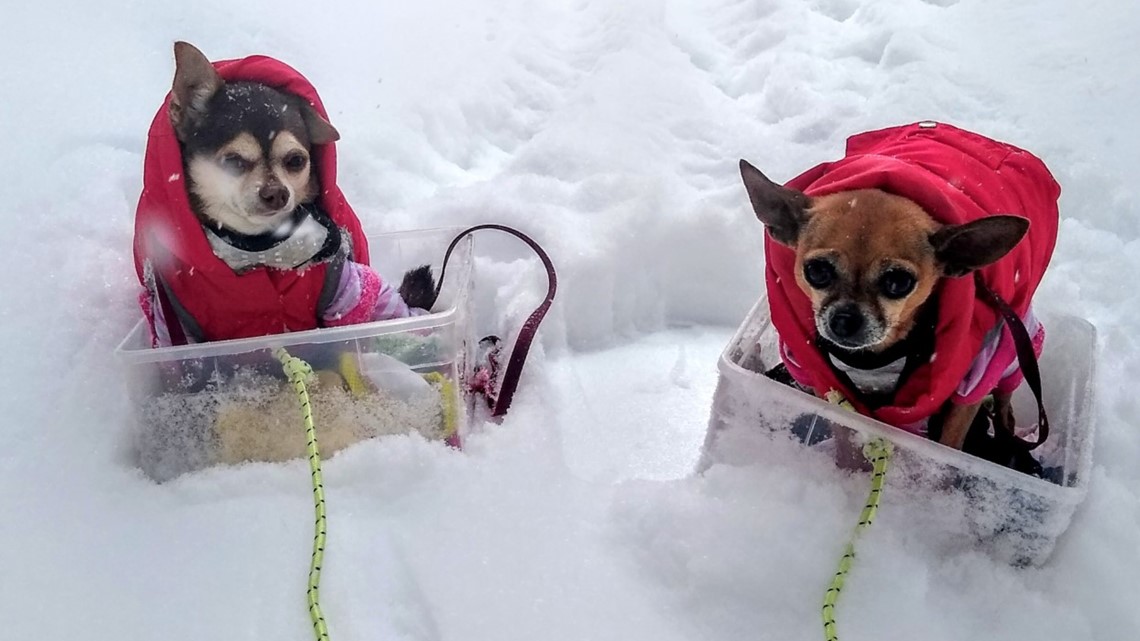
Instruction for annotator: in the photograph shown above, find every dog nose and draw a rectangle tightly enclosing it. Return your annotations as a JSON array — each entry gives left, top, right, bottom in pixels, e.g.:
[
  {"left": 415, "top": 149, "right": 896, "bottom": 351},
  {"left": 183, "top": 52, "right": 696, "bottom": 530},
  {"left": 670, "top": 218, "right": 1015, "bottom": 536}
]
[
  {"left": 259, "top": 184, "right": 289, "bottom": 210},
  {"left": 829, "top": 305, "right": 864, "bottom": 339}
]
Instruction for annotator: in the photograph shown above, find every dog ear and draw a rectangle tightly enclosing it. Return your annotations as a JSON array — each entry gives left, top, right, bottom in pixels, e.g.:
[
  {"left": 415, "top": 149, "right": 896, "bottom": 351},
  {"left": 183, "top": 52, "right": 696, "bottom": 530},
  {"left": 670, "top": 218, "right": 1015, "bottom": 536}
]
[
  {"left": 170, "top": 42, "right": 224, "bottom": 139},
  {"left": 739, "top": 159, "right": 810, "bottom": 246},
  {"left": 300, "top": 103, "right": 340, "bottom": 145},
  {"left": 930, "top": 215, "right": 1029, "bottom": 277}
]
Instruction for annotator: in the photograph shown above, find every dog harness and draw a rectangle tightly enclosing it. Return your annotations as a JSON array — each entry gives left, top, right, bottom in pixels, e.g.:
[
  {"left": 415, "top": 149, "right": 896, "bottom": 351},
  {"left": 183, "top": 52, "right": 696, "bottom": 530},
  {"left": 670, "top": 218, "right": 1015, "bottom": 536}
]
[
  {"left": 133, "top": 55, "right": 373, "bottom": 344},
  {"left": 766, "top": 122, "right": 1060, "bottom": 433}
]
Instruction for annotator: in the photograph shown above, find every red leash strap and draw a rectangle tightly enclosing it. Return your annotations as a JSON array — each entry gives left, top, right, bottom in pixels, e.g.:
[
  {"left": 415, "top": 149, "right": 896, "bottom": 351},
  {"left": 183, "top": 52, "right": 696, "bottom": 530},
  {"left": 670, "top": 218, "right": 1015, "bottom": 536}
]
[
  {"left": 974, "top": 273, "right": 1049, "bottom": 450},
  {"left": 435, "top": 225, "right": 558, "bottom": 418}
]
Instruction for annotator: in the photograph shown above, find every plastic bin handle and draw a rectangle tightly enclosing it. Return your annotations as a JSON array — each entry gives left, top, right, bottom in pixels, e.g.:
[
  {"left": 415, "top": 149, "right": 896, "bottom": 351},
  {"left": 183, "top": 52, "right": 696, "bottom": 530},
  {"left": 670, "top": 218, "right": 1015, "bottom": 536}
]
[{"left": 435, "top": 224, "right": 558, "bottom": 418}]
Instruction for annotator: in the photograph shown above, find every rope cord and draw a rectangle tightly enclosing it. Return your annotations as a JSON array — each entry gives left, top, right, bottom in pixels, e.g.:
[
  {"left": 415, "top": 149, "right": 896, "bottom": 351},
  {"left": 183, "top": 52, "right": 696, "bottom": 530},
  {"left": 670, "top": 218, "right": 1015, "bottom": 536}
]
[
  {"left": 821, "top": 391, "right": 893, "bottom": 641},
  {"left": 275, "top": 348, "right": 331, "bottom": 641}
]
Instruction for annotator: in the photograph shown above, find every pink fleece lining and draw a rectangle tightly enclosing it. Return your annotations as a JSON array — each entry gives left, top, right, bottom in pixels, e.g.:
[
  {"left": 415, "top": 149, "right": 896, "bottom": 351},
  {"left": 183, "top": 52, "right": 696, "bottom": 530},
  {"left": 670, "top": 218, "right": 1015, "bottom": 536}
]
[
  {"left": 953, "top": 308, "right": 1043, "bottom": 404},
  {"left": 139, "top": 290, "right": 158, "bottom": 346},
  {"left": 324, "top": 263, "right": 381, "bottom": 327}
]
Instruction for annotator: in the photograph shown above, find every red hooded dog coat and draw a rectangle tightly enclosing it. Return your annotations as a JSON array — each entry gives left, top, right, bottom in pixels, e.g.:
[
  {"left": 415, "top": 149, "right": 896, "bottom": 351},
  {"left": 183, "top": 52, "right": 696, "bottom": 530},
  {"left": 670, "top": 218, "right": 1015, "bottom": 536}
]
[
  {"left": 767, "top": 122, "right": 1060, "bottom": 431},
  {"left": 133, "top": 55, "right": 370, "bottom": 344}
]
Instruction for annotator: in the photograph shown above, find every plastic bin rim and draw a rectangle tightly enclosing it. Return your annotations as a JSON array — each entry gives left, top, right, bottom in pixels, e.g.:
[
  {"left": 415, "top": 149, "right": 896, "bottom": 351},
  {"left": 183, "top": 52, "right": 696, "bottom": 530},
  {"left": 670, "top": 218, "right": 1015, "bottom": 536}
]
[
  {"left": 115, "top": 307, "right": 461, "bottom": 365},
  {"left": 715, "top": 299, "right": 1093, "bottom": 498},
  {"left": 115, "top": 226, "right": 474, "bottom": 365}
]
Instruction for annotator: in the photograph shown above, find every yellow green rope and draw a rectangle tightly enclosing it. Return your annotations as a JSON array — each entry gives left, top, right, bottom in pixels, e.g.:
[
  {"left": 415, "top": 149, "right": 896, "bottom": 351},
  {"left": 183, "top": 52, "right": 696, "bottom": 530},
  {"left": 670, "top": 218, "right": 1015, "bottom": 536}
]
[
  {"left": 275, "top": 348, "right": 331, "bottom": 641},
  {"left": 422, "top": 372, "right": 459, "bottom": 439},
  {"left": 821, "top": 391, "right": 893, "bottom": 641}
]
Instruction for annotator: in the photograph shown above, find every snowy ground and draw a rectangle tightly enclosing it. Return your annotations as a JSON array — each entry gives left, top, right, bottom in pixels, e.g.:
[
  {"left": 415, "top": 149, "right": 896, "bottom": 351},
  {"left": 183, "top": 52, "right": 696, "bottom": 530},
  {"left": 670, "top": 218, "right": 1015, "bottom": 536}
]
[{"left": 2, "top": 0, "right": 1139, "bottom": 639}]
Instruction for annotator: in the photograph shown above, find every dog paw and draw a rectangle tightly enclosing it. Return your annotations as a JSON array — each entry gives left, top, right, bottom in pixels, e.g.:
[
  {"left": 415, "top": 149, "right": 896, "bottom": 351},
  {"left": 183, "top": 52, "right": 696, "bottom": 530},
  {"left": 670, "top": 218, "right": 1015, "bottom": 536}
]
[{"left": 398, "top": 264, "right": 438, "bottom": 312}]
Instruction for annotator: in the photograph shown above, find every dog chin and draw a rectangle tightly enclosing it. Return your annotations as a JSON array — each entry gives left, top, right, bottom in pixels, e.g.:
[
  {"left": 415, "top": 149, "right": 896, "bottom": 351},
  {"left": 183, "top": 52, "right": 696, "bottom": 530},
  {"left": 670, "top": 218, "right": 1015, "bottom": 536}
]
[
  {"left": 817, "top": 325, "right": 888, "bottom": 352},
  {"left": 206, "top": 207, "right": 292, "bottom": 236}
]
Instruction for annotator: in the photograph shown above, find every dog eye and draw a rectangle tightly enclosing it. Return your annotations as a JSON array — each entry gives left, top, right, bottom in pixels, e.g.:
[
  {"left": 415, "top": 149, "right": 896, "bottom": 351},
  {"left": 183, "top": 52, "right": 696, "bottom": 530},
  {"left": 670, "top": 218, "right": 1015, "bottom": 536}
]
[
  {"left": 879, "top": 269, "right": 916, "bottom": 299},
  {"left": 283, "top": 153, "right": 308, "bottom": 172},
  {"left": 220, "top": 153, "right": 250, "bottom": 173},
  {"left": 803, "top": 259, "right": 836, "bottom": 289}
]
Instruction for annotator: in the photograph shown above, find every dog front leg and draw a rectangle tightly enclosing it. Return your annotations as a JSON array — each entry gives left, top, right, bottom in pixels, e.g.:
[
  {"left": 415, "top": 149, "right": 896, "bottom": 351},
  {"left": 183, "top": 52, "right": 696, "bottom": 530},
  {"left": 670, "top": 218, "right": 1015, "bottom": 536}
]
[
  {"left": 990, "top": 390, "right": 1015, "bottom": 435},
  {"left": 937, "top": 401, "right": 982, "bottom": 450}
]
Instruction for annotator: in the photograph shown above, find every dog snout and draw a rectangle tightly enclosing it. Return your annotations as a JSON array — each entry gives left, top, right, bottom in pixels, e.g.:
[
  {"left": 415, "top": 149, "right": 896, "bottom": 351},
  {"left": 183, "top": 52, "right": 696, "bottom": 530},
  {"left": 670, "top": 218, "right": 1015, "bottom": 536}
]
[
  {"left": 258, "top": 183, "right": 289, "bottom": 210},
  {"left": 828, "top": 304, "right": 864, "bottom": 339}
]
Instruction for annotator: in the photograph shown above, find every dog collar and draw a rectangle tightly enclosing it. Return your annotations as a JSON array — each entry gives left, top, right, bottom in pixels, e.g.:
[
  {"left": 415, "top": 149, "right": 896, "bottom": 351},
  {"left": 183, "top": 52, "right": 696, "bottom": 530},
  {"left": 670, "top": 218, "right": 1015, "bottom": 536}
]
[
  {"left": 816, "top": 301, "right": 940, "bottom": 407},
  {"left": 204, "top": 203, "right": 341, "bottom": 273},
  {"left": 208, "top": 205, "right": 312, "bottom": 252}
]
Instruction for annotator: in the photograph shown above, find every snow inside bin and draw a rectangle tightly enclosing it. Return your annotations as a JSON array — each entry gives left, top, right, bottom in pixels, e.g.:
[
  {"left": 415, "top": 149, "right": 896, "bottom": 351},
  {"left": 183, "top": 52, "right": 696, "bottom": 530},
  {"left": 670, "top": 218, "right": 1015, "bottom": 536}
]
[
  {"left": 116, "top": 227, "right": 474, "bottom": 482},
  {"left": 702, "top": 295, "right": 1096, "bottom": 566}
]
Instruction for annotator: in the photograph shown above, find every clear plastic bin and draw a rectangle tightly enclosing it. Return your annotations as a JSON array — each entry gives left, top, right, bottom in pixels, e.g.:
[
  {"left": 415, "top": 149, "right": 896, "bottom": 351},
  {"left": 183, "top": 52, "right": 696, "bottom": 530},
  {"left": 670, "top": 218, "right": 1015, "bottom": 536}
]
[
  {"left": 116, "top": 227, "right": 474, "bottom": 482},
  {"left": 702, "top": 296, "right": 1096, "bottom": 565}
]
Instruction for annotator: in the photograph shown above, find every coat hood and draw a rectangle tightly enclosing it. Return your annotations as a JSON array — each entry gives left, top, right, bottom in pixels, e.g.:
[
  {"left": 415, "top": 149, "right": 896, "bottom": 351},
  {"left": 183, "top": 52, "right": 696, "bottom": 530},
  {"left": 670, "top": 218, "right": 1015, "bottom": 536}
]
[{"left": 133, "top": 54, "right": 369, "bottom": 283}]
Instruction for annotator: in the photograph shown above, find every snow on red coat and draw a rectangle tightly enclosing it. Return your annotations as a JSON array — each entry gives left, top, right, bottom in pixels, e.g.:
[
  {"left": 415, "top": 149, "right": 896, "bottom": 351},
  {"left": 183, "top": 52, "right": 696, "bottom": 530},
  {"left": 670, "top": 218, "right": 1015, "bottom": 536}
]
[
  {"left": 766, "top": 122, "right": 1060, "bottom": 429},
  {"left": 133, "top": 54, "right": 370, "bottom": 344}
]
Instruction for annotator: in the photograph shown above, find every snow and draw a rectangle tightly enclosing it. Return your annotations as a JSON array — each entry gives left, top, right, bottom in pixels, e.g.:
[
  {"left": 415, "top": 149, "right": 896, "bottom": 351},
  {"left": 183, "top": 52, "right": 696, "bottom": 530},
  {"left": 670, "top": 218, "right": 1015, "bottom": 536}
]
[{"left": 2, "top": 0, "right": 1139, "bottom": 639}]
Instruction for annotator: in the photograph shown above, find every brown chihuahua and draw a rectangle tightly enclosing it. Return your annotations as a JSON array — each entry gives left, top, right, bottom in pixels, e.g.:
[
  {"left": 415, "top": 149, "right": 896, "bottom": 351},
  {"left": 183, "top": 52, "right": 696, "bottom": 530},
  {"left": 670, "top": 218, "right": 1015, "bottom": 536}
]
[{"left": 740, "top": 160, "right": 1029, "bottom": 450}]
